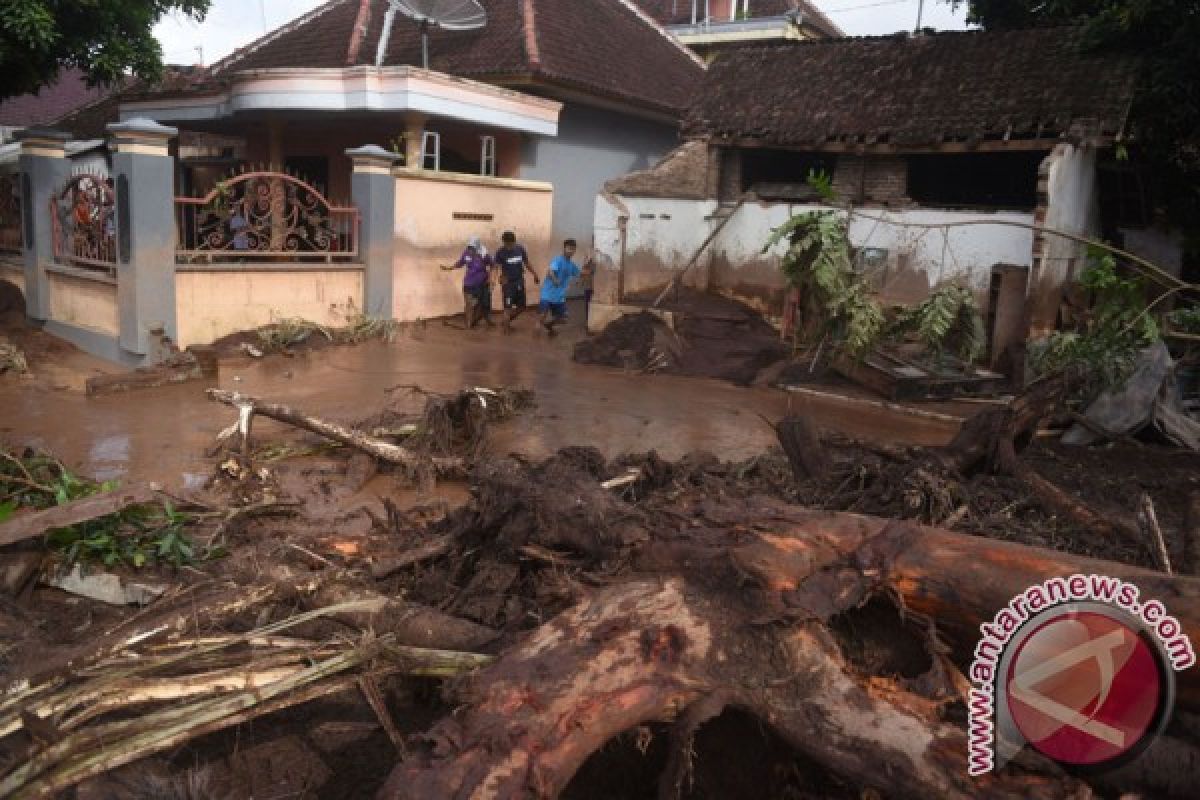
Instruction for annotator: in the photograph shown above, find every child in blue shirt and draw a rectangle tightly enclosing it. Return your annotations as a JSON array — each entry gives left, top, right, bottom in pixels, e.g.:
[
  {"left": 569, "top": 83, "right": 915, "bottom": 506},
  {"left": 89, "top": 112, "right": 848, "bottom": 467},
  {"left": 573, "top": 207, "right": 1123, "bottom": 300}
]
[{"left": 540, "top": 239, "right": 587, "bottom": 334}]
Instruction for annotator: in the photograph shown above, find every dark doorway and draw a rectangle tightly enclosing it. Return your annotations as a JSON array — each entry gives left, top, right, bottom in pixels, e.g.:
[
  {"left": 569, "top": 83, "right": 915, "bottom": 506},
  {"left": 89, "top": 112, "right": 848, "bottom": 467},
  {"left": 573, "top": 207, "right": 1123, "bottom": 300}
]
[{"left": 284, "top": 156, "right": 330, "bottom": 196}]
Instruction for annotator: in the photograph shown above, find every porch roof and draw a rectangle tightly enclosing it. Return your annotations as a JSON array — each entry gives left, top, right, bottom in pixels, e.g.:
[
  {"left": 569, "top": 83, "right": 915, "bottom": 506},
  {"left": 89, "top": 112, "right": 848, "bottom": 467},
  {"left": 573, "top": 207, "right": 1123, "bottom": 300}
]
[{"left": 118, "top": 66, "right": 562, "bottom": 137}]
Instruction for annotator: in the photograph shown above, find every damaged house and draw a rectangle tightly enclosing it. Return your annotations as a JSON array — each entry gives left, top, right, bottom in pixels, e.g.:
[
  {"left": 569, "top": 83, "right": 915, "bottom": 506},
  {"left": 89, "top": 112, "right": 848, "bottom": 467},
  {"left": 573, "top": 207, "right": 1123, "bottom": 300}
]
[{"left": 593, "top": 26, "right": 1146, "bottom": 367}]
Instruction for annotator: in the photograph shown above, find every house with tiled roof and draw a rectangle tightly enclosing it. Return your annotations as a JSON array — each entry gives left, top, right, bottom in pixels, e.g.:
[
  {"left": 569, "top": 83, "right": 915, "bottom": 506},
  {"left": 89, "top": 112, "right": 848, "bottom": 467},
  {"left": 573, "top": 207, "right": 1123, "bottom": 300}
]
[
  {"left": 634, "top": 0, "right": 841, "bottom": 60},
  {"left": 594, "top": 27, "right": 1154, "bottom": 368},
  {"left": 120, "top": 0, "right": 705, "bottom": 256},
  {"left": 0, "top": 69, "right": 114, "bottom": 144}
]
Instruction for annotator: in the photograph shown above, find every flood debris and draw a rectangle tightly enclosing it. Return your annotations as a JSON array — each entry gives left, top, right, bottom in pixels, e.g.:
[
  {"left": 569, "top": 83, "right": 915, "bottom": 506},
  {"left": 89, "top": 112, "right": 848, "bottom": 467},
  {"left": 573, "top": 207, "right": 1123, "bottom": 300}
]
[
  {"left": 208, "top": 389, "right": 466, "bottom": 478},
  {"left": 3, "top": 377, "right": 1200, "bottom": 798},
  {"left": 0, "top": 484, "right": 160, "bottom": 548},
  {"left": 0, "top": 338, "right": 28, "bottom": 375},
  {"left": 0, "top": 599, "right": 491, "bottom": 799},
  {"left": 575, "top": 290, "right": 789, "bottom": 385},
  {"left": 41, "top": 564, "right": 166, "bottom": 606},
  {"left": 83, "top": 351, "right": 215, "bottom": 397}
]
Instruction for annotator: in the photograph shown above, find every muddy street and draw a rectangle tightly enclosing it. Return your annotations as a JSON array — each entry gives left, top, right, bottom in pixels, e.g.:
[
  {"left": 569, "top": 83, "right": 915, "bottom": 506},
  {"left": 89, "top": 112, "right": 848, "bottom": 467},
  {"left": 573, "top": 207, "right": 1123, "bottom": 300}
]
[{"left": 0, "top": 318, "right": 959, "bottom": 489}]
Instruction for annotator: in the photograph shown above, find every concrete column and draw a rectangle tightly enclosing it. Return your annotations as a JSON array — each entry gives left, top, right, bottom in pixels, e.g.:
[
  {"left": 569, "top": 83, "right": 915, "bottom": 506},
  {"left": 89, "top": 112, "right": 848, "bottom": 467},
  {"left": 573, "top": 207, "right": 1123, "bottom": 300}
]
[
  {"left": 16, "top": 128, "right": 70, "bottom": 321},
  {"left": 403, "top": 113, "right": 427, "bottom": 169},
  {"left": 107, "top": 118, "right": 178, "bottom": 356},
  {"left": 347, "top": 145, "right": 401, "bottom": 318}
]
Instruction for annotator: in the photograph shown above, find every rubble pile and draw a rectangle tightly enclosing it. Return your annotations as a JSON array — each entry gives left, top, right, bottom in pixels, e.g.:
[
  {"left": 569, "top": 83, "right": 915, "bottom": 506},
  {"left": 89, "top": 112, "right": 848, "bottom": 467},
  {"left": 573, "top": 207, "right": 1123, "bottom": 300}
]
[{"left": 574, "top": 290, "right": 789, "bottom": 385}]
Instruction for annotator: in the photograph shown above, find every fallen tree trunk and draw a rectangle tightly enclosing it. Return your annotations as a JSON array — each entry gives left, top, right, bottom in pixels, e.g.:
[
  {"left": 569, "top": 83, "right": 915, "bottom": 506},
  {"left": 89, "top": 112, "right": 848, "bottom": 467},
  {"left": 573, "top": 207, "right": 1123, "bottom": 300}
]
[
  {"left": 381, "top": 578, "right": 1085, "bottom": 799},
  {"left": 207, "top": 390, "right": 464, "bottom": 476},
  {"left": 0, "top": 485, "right": 159, "bottom": 548},
  {"left": 726, "top": 509, "right": 1200, "bottom": 711}
]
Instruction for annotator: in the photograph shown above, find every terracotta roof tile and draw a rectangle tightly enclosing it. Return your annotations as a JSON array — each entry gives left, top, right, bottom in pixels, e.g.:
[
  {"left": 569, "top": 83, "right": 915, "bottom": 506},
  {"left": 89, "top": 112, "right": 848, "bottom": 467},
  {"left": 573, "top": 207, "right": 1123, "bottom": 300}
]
[
  {"left": 0, "top": 69, "right": 112, "bottom": 127},
  {"left": 683, "top": 27, "right": 1141, "bottom": 148},
  {"left": 217, "top": 0, "right": 704, "bottom": 116}
]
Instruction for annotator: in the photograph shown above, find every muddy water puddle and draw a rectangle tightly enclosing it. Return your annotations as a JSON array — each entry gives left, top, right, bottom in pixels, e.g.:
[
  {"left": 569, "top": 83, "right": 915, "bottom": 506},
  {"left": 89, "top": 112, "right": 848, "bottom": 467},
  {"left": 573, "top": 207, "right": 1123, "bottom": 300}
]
[{"left": 0, "top": 324, "right": 959, "bottom": 488}]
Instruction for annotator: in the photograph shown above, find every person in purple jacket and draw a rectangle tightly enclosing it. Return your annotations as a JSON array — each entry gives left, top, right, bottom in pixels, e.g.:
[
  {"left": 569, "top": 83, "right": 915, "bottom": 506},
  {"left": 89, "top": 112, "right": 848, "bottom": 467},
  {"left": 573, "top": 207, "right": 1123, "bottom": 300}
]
[{"left": 441, "top": 236, "right": 495, "bottom": 329}]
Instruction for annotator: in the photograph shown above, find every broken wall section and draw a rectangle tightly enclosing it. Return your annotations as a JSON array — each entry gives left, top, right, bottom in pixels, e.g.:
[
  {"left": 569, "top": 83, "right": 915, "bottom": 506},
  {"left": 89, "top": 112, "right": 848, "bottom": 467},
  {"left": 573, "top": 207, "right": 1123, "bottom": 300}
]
[
  {"left": 1028, "top": 142, "right": 1102, "bottom": 336},
  {"left": 594, "top": 143, "right": 1037, "bottom": 322}
]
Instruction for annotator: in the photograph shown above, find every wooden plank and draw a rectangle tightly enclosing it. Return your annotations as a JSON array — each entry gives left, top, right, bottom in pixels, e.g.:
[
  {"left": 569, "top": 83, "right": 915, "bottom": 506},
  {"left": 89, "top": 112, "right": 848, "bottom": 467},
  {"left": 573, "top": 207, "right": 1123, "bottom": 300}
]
[{"left": 0, "top": 485, "right": 158, "bottom": 548}]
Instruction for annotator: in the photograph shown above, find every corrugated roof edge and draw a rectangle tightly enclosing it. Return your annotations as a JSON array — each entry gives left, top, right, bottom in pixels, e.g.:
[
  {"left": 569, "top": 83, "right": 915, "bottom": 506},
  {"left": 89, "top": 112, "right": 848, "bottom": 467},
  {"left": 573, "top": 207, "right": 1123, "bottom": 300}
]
[{"left": 211, "top": 0, "right": 350, "bottom": 75}]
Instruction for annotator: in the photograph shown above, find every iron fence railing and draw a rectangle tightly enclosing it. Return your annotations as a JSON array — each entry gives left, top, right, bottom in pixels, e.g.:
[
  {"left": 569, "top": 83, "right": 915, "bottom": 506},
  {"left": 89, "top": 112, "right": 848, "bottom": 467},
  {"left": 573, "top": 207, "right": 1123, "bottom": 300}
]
[
  {"left": 175, "top": 172, "right": 359, "bottom": 262},
  {"left": 0, "top": 171, "right": 23, "bottom": 255},
  {"left": 50, "top": 172, "right": 117, "bottom": 274}
]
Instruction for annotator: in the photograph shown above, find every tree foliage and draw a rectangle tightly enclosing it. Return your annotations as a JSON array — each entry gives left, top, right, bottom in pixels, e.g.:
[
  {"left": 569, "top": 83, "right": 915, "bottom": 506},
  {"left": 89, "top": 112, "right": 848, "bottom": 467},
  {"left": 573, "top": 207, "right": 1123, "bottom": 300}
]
[
  {"left": 947, "top": 0, "right": 1200, "bottom": 237},
  {"left": 0, "top": 0, "right": 210, "bottom": 100},
  {"left": 895, "top": 285, "right": 986, "bottom": 363},
  {"left": 766, "top": 209, "right": 886, "bottom": 359},
  {"left": 1028, "top": 250, "right": 1160, "bottom": 403}
]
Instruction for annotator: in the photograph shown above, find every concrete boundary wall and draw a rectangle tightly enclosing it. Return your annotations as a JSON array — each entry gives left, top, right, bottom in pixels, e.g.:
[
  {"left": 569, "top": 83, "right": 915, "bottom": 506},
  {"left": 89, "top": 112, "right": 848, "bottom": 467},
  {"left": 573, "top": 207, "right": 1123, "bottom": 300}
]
[
  {"left": 175, "top": 266, "right": 364, "bottom": 348},
  {"left": 594, "top": 192, "right": 1035, "bottom": 318},
  {"left": 47, "top": 268, "right": 119, "bottom": 336},
  {"left": 8, "top": 126, "right": 403, "bottom": 366},
  {"left": 393, "top": 168, "right": 553, "bottom": 321}
]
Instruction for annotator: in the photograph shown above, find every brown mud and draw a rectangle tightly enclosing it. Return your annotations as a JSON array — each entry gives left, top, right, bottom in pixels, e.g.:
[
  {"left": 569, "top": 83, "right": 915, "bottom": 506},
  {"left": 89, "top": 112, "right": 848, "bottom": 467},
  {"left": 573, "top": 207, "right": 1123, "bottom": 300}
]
[
  {"left": 0, "top": 304, "right": 961, "bottom": 489},
  {"left": 575, "top": 289, "right": 790, "bottom": 385}
]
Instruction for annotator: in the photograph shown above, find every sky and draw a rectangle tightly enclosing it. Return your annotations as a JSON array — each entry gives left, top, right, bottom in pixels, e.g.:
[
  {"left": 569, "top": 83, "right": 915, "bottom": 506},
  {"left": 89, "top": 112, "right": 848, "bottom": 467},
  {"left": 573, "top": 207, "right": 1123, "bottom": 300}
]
[{"left": 154, "top": 0, "right": 972, "bottom": 67}]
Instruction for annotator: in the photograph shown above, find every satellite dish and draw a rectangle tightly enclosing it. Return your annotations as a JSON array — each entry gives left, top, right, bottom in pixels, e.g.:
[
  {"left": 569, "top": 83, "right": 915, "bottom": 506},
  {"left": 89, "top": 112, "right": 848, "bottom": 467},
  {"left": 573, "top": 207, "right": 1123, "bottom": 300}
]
[{"left": 376, "top": 0, "right": 488, "bottom": 69}]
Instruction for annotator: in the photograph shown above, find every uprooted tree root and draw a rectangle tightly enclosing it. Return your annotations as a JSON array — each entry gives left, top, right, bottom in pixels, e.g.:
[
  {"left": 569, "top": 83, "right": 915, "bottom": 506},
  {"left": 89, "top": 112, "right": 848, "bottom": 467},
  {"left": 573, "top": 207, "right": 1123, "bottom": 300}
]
[{"left": 368, "top": 447, "right": 1200, "bottom": 799}]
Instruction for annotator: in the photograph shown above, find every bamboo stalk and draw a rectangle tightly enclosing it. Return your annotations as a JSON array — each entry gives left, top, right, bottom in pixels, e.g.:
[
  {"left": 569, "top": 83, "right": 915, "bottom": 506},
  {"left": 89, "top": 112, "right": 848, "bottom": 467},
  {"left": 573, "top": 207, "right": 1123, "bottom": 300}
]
[
  {"left": 0, "top": 598, "right": 383, "bottom": 738},
  {"left": 0, "top": 638, "right": 491, "bottom": 799}
]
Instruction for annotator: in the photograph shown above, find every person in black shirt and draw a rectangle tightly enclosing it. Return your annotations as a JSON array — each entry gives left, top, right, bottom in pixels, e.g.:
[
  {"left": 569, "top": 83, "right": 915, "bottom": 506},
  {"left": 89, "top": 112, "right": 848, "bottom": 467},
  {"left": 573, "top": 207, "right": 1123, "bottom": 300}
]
[{"left": 494, "top": 230, "right": 540, "bottom": 331}]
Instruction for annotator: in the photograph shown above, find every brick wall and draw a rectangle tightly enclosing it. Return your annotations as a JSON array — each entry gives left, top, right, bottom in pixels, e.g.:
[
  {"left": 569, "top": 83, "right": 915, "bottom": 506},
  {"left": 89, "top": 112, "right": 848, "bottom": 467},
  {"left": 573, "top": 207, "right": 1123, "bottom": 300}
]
[
  {"left": 831, "top": 155, "right": 909, "bottom": 205},
  {"left": 718, "top": 147, "right": 742, "bottom": 203}
]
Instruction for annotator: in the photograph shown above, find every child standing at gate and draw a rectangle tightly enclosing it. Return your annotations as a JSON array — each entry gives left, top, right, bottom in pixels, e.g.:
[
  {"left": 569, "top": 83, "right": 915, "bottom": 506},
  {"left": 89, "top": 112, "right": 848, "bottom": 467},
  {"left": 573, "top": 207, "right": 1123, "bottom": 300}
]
[{"left": 539, "top": 239, "right": 583, "bottom": 335}]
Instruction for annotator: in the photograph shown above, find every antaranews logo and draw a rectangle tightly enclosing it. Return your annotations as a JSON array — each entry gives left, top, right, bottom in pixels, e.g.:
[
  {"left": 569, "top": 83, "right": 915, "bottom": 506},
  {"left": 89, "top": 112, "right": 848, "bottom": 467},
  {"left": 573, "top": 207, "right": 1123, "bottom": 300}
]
[{"left": 967, "top": 574, "right": 1195, "bottom": 776}]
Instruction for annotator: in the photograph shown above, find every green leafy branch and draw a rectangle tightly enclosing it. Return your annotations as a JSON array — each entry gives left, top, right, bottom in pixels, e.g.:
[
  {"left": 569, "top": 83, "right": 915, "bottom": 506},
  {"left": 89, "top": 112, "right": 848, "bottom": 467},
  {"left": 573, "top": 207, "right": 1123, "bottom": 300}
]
[
  {"left": 1028, "top": 249, "right": 1162, "bottom": 404},
  {"left": 1, "top": 448, "right": 204, "bottom": 569}
]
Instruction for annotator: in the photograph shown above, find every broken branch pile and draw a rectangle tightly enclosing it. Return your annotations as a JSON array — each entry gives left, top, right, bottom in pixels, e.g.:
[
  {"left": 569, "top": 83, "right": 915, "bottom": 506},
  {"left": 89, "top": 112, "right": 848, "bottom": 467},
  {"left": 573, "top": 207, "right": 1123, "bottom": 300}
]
[{"left": 0, "top": 598, "right": 490, "bottom": 799}]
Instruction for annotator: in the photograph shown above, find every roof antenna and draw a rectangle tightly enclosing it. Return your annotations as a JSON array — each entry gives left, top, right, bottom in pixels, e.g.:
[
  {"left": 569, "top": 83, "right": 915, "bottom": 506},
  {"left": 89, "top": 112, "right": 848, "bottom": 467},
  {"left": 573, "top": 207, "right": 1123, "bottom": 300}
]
[
  {"left": 375, "top": 0, "right": 488, "bottom": 69},
  {"left": 915, "top": 0, "right": 925, "bottom": 32}
]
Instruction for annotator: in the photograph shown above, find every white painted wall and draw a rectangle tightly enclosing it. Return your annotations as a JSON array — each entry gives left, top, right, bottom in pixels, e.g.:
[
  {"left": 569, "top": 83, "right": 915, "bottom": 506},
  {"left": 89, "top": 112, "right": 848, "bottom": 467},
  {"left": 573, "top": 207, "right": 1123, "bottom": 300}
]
[
  {"left": 1042, "top": 143, "right": 1098, "bottom": 279},
  {"left": 1026, "top": 143, "right": 1101, "bottom": 332},
  {"left": 595, "top": 192, "right": 1035, "bottom": 312}
]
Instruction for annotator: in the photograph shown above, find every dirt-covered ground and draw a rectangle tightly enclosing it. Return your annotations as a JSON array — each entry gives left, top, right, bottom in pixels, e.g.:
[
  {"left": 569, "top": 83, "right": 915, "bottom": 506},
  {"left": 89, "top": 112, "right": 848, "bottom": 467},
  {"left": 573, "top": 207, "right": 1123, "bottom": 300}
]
[
  {"left": 2, "top": 288, "right": 1199, "bottom": 799},
  {"left": 2, "top": 382, "right": 1198, "bottom": 797}
]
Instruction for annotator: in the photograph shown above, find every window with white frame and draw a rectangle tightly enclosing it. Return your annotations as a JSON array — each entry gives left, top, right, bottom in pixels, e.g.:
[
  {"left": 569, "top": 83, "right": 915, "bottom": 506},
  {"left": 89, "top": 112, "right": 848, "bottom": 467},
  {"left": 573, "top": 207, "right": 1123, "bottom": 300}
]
[
  {"left": 421, "top": 131, "right": 441, "bottom": 171},
  {"left": 480, "top": 135, "right": 496, "bottom": 177}
]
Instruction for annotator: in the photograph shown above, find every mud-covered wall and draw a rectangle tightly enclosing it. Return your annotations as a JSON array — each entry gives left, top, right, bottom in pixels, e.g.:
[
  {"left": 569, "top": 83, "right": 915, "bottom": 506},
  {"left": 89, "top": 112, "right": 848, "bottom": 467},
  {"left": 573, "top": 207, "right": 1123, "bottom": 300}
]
[
  {"left": 601, "top": 196, "right": 720, "bottom": 298},
  {"left": 595, "top": 193, "right": 1035, "bottom": 316},
  {"left": 174, "top": 267, "right": 363, "bottom": 347},
  {"left": 0, "top": 260, "right": 23, "bottom": 295},
  {"left": 47, "top": 270, "right": 119, "bottom": 336},
  {"left": 393, "top": 170, "right": 553, "bottom": 321},
  {"left": 1028, "top": 143, "right": 1099, "bottom": 335}
]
